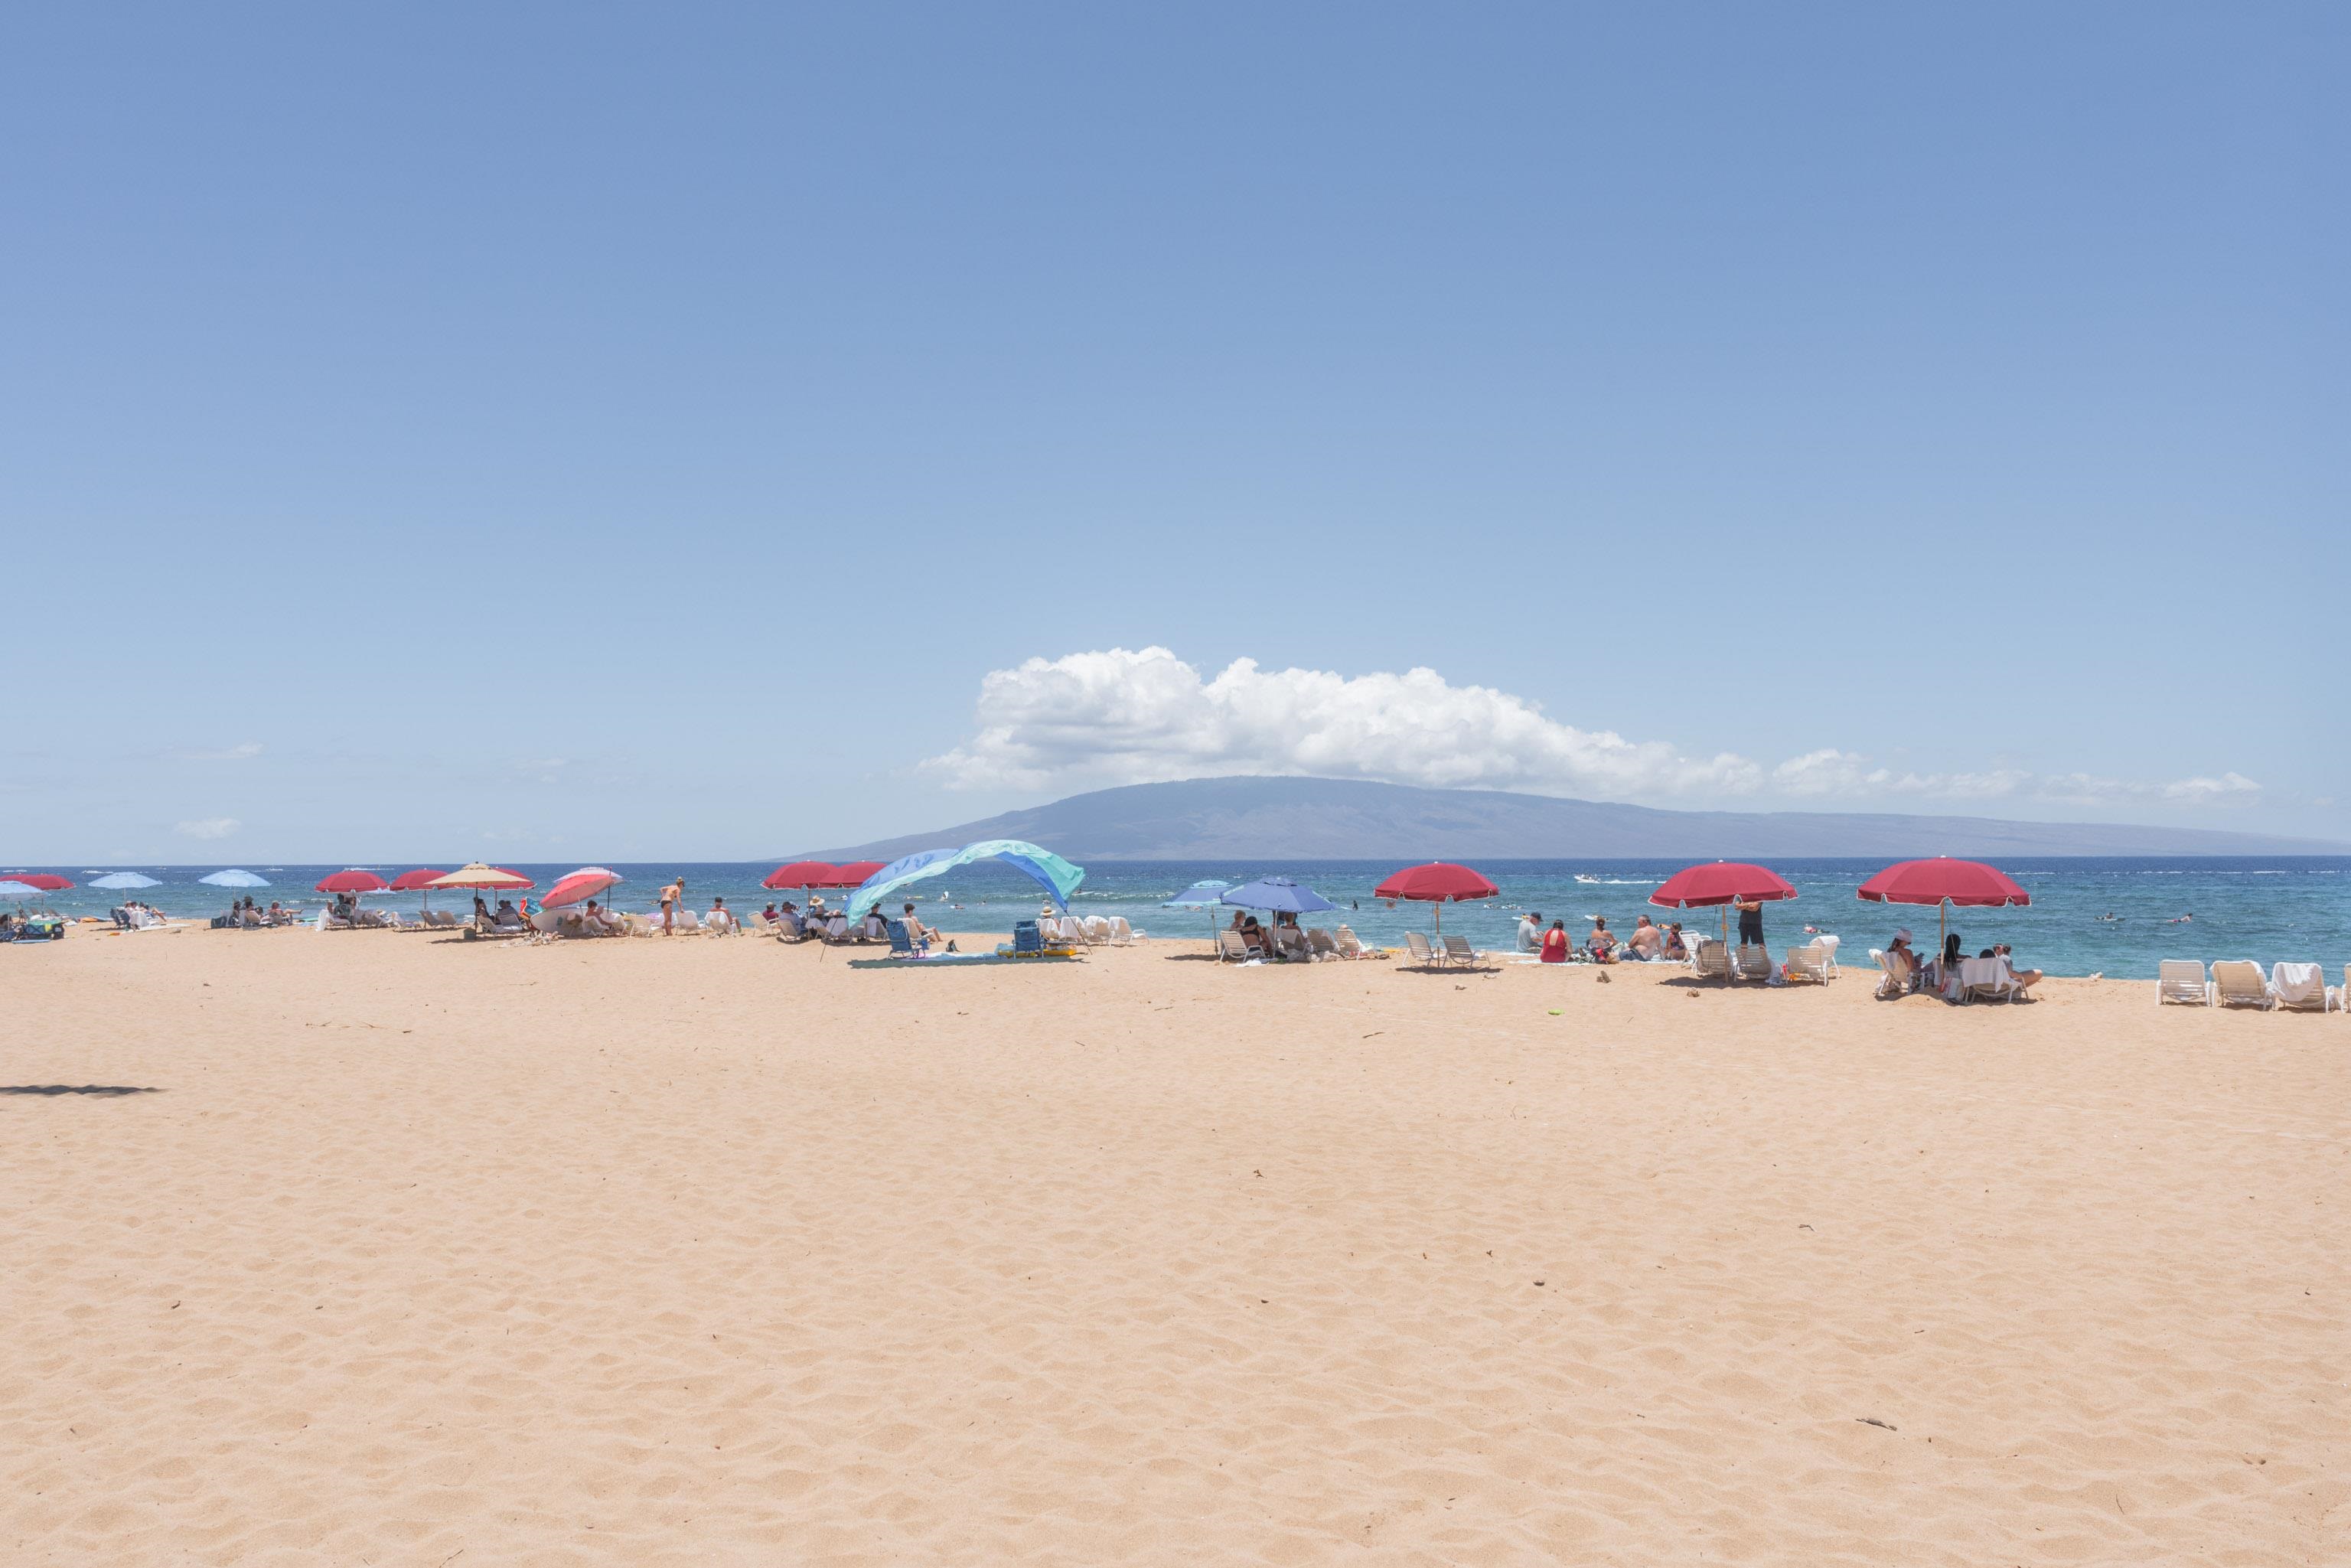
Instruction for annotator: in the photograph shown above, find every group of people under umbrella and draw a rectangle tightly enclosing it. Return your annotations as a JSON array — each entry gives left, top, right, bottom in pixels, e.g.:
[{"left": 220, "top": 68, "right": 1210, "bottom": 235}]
[{"left": 1162, "top": 855, "right": 2039, "bottom": 996}]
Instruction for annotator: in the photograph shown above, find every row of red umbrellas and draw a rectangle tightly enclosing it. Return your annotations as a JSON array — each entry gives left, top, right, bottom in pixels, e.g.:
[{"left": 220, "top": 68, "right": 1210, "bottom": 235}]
[
  {"left": 761, "top": 860, "right": 885, "bottom": 892},
  {"left": 1369, "top": 856, "right": 2030, "bottom": 949}
]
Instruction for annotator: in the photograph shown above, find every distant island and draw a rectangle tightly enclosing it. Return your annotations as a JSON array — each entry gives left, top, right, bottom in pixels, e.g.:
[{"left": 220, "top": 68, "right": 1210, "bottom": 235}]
[{"left": 796, "top": 776, "right": 2346, "bottom": 862}]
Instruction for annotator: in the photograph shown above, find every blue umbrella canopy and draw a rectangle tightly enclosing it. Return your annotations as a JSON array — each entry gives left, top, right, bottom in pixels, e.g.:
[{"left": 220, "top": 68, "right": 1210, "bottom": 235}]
[
  {"left": 90, "top": 872, "right": 162, "bottom": 890},
  {"left": 197, "top": 869, "right": 269, "bottom": 888},
  {"left": 1219, "top": 876, "right": 1337, "bottom": 915},
  {"left": 0, "top": 880, "right": 44, "bottom": 901},
  {"left": 1161, "top": 881, "right": 1233, "bottom": 908},
  {"left": 848, "top": 839, "right": 1086, "bottom": 922}
]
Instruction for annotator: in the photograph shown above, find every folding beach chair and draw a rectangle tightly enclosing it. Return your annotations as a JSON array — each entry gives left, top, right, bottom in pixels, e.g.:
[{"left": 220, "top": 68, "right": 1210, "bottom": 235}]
[
  {"left": 1218, "top": 930, "right": 1253, "bottom": 963},
  {"left": 1404, "top": 930, "right": 1440, "bottom": 969},
  {"left": 2268, "top": 962, "right": 2327, "bottom": 1012},
  {"left": 1011, "top": 920, "right": 1042, "bottom": 955},
  {"left": 1691, "top": 939, "right": 1731, "bottom": 982},
  {"left": 1108, "top": 917, "right": 1134, "bottom": 945},
  {"left": 1733, "top": 944, "right": 1773, "bottom": 981},
  {"left": 1955, "top": 955, "right": 2024, "bottom": 1003},
  {"left": 2157, "top": 960, "right": 2209, "bottom": 1006},
  {"left": 1307, "top": 928, "right": 1339, "bottom": 960},
  {"left": 885, "top": 920, "right": 926, "bottom": 958},
  {"left": 2210, "top": 960, "right": 2271, "bottom": 1009},
  {"left": 1443, "top": 935, "right": 1478, "bottom": 967}
]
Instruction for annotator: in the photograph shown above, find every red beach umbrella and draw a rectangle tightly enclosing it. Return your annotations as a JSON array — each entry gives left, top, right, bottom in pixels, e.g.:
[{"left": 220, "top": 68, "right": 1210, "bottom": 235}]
[
  {"left": 1857, "top": 857, "right": 2030, "bottom": 951},
  {"left": 1373, "top": 861, "right": 1499, "bottom": 943},
  {"left": 388, "top": 869, "right": 447, "bottom": 892},
  {"left": 831, "top": 860, "right": 887, "bottom": 887},
  {"left": 1650, "top": 861, "right": 1798, "bottom": 969},
  {"left": 543, "top": 867, "right": 623, "bottom": 908},
  {"left": 315, "top": 869, "right": 390, "bottom": 894},
  {"left": 4, "top": 872, "right": 73, "bottom": 892},
  {"left": 763, "top": 861, "right": 841, "bottom": 890}
]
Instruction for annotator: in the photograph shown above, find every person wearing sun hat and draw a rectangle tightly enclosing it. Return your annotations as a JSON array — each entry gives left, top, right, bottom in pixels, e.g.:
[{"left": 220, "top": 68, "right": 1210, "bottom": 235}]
[{"left": 1880, "top": 928, "right": 1919, "bottom": 996}]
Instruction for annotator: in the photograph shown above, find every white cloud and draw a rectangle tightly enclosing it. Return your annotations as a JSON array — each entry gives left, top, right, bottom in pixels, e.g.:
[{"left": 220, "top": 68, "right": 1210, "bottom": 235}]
[
  {"left": 170, "top": 742, "right": 263, "bottom": 761},
  {"left": 924, "top": 647, "right": 1762, "bottom": 797},
  {"left": 174, "top": 817, "right": 241, "bottom": 839},
  {"left": 927, "top": 648, "right": 2265, "bottom": 813}
]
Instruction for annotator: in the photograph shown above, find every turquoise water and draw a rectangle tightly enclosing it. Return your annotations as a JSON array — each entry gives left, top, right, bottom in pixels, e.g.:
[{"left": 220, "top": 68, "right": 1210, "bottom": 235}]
[{"left": 10, "top": 857, "right": 2346, "bottom": 979}]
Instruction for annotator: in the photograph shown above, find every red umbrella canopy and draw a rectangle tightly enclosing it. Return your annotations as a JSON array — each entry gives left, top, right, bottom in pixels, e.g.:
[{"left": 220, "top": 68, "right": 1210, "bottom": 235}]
[
  {"left": 763, "top": 861, "right": 840, "bottom": 890},
  {"left": 388, "top": 869, "right": 447, "bottom": 892},
  {"left": 1857, "top": 858, "right": 2030, "bottom": 908},
  {"left": 315, "top": 869, "right": 390, "bottom": 894},
  {"left": 3, "top": 872, "right": 74, "bottom": 892},
  {"left": 1373, "top": 862, "right": 1499, "bottom": 902},
  {"left": 543, "top": 867, "right": 622, "bottom": 908},
  {"left": 831, "top": 860, "right": 887, "bottom": 887},
  {"left": 1648, "top": 862, "right": 1797, "bottom": 909}
]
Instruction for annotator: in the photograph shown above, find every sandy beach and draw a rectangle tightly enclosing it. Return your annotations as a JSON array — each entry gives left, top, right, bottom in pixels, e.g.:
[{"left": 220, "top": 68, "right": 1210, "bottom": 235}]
[{"left": 5, "top": 927, "right": 2343, "bottom": 1566}]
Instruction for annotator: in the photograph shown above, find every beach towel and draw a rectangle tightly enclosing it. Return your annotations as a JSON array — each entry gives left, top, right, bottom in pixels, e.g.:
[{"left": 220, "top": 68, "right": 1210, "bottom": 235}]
[{"left": 2268, "top": 963, "right": 2324, "bottom": 1009}]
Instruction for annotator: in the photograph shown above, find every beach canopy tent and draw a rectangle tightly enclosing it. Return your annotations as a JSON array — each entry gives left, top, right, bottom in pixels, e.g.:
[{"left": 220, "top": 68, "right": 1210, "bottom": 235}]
[
  {"left": 1649, "top": 861, "right": 1798, "bottom": 967},
  {"left": 848, "top": 840, "right": 1085, "bottom": 922},
  {"left": 198, "top": 869, "right": 269, "bottom": 888},
  {"left": 429, "top": 863, "right": 535, "bottom": 892},
  {"left": 1162, "top": 880, "right": 1234, "bottom": 948},
  {"left": 3, "top": 872, "right": 74, "bottom": 892},
  {"left": 90, "top": 872, "right": 161, "bottom": 890},
  {"left": 764, "top": 861, "right": 842, "bottom": 890},
  {"left": 315, "top": 870, "right": 390, "bottom": 895},
  {"left": 1374, "top": 862, "right": 1496, "bottom": 942},
  {"left": 1220, "top": 877, "right": 1338, "bottom": 916},
  {"left": 543, "top": 867, "right": 623, "bottom": 908},
  {"left": 1857, "top": 857, "right": 2030, "bottom": 951}
]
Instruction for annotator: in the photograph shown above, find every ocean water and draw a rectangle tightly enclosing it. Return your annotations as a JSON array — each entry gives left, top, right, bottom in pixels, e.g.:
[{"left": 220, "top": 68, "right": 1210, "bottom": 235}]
[{"left": 10, "top": 857, "right": 2346, "bottom": 979}]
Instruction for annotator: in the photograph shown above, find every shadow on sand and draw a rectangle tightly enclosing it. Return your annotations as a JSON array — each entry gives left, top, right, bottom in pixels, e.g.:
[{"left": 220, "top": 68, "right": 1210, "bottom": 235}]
[{"left": 2, "top": 1084, "right": 163, "bottom": 1097}]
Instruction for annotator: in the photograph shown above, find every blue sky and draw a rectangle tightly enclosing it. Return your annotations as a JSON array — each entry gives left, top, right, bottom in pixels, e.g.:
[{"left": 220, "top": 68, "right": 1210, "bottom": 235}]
[{"left": 5, "top": 3, "right": 2343, "bottom": 861}]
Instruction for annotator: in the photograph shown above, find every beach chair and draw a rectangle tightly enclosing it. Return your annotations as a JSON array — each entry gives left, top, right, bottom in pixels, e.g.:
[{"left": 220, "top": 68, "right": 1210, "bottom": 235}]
[
  {"left": 1691, "top": 939, "right": 1732, "bottom": 981},
  {"left": 2157, "top": 960, "right": 2209, "bottom": 1006},
  {"left": 1307, "top": 928, "right": 1340, "bottom": 960},
  {"left": 530, "top": 910, "right": 561, "bottom": 934},
  {"left": 2210, "top": 960, "right": 2271, "bottom": 1009},
  {"left": 1011, "top": 920, "right": 1042, "bottom": 955},
  {"left": 1270, "top": 927, "right": 1306, "bottom": 961},
  {"left": 1404, "top": 930, "right": 1441, "bottom": 969},
  {"left": 1108, "top": 916, "right": 1133, "bottom": 945},
  {"left": 1443, "top": 934, "right": 1478, "bottom": 967},
  {"left": 1218, "top": 930, "right": 1252, "bottom": 963},
  {"left": 885, "top": 920, "right": 925, "bottom": 958},
  {"left": 2268, "top": 963, "right": 2327, "bottom": 1012},
  {"left": 1078, "top": 915, "right": 1107, "bottom": 944},
  {"left": 1733, "top": 944, "right": 1772, "bottom": 981},
  {"left": 672, "top": 908, "right": 703, "bottom": 934},
  {"left": 1955, "top": 955, "right": 2023, "bottom": 1003},
  {"left": 1783, "top": 942, "right": 1831, "bottom": 984},
  {"left": 1813, "top": 934, "right": 1840, "bottom": 976}
]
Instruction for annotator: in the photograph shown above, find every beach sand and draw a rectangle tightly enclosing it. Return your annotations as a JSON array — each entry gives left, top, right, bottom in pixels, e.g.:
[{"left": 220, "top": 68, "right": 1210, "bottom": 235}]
[{"left": 5, "top": 927, "right": 2343, "bottom": 1565}]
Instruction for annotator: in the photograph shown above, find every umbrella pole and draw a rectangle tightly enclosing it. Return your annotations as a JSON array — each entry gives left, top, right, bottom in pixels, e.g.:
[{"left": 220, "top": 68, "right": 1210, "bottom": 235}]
[{"left": 1720, "top": 906, "right": 1730, "bottom": 984}]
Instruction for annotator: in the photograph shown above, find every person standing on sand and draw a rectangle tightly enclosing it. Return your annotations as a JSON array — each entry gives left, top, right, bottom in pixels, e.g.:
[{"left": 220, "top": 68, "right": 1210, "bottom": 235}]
[
  {"left": 1734, "top": 894, "right": 1766, "bottom": 950},
  {"left": 659, "top": 876, "right": 683, "bottom": 934}
]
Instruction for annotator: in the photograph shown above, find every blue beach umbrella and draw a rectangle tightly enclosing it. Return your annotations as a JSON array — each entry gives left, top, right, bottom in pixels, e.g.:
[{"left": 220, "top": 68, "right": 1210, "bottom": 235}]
[
  {"left": 90, "top": 872, "right": 162, "bottom": 890},
  {"left": 0, "top": 879, "right": 43, "bottom": 902},
  {"left": 198, "top": 869, "right": 269, "bottom": 888},
  {"left": 1219, "top": 877, "right": 1338, "bottom": 915},
  {"left": 1162, "top": 880, "right": 1234, "bottom": 950}
]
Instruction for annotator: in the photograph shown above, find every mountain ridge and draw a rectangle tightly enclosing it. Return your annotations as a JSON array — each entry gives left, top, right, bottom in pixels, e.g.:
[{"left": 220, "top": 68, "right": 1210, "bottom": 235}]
[{"left": 794, "top": 777, "right": 2346, "bottom": 862}]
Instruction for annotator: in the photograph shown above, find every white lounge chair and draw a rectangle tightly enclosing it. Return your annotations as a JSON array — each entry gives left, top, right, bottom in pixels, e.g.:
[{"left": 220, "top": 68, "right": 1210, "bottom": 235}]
[
  {"left": 1335, "top": 925, "right": 1385, "bottom": 960},
  {"left": 1218, "top": 930, "right": 1253, "bottom": 963},
  {"left": 1733, "top": 944, "right": 1773, "bottom": 981},
  {"left": 2157, "top": 960, "right": 2209, "bottom": 1006},
  {"left": 1084, "top": 915, "right": 1112, "bottom": 944},
  {"left": 1783, "top": 942, "right": 1831, "bottom": 984},
  {"left": 1813, "top": 934, "right": 1840, "bottom": 976},
  {"left": 1955, "top": 955, "right": 2024, "bottom": 1003},
  {"left": 1691, "top": 939, "right": 1731, "bottom": 981},
  {"left": 1108, "top": 917, "right": 1133, "bottom": 945},
  {"left": 673, "top": 908, "right": 703, "bottom": 934},
  {"left": 1306, "top": 928, "right": 1339, "bottom": 960},
  {"left": 2268, "top": 963, "right": 2327, "bottom": 1012},
  {"left": 1404, "top": 931, "right": 1440, "bottom": 968},
  {"left": 2210, "top": 960, "right": 2270, "bottom": 1009},
  {"left": 1443, "top": 934, "right": 1478, "bottom": 967}
]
